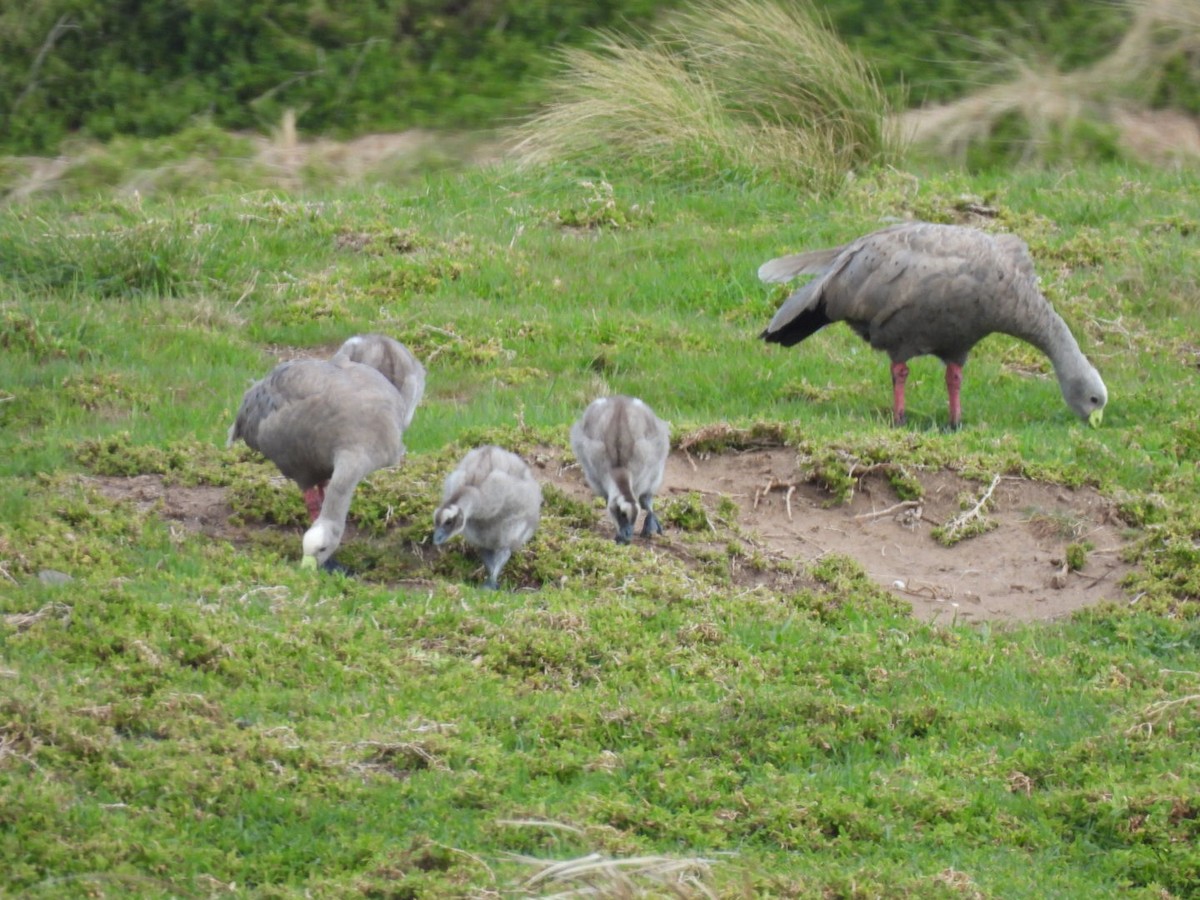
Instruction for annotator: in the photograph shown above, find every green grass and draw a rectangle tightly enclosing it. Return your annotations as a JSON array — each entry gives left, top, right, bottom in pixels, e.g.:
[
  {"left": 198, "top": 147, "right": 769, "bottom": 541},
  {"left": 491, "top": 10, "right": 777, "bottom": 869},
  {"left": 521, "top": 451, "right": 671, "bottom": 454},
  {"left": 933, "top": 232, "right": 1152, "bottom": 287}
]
[{"left": 2, "top": 156, "right": 1200, "bottom": 897}]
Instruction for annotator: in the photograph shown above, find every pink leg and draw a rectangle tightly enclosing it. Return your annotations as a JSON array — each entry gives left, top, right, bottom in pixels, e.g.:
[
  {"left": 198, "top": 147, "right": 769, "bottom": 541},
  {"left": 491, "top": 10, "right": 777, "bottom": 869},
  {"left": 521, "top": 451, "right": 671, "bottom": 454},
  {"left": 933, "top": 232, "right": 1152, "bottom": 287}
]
[
  {"left": 945, "top": 363, "right": 963, "bottom": 430},
  {"left": 302, "top": 482, "right": 327, "bottom": 522},
  {"left": 890, "top": 361, "right": 909, "bottom": 426}
]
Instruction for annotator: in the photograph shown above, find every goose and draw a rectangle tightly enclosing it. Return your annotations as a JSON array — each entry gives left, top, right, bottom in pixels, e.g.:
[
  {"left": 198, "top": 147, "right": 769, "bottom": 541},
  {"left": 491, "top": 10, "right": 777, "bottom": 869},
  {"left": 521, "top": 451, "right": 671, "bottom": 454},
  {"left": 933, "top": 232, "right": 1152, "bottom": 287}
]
[
  {"left": 228, "top": 349, "right": 418, "bottom": 570},
  {"left": 330, "top": 333, "right": 425, "bottom": 430},
  {"left": 432, "top": 446, "right": 542, "bottom": 589},
  {"left": 759, "top": 222, "right": 1107, "bottom": 429},
  {"left": 570, "top": 395, "right": 670, "bottom": 543}
]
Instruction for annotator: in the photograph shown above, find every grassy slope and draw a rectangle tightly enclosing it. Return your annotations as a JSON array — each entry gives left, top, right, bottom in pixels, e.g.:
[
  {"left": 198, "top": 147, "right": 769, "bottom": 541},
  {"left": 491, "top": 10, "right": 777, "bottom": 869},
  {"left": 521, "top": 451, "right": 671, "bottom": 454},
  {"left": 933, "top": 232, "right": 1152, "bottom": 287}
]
[{"left": 1, "top": 161, "right": 1200, "bottom": 897}]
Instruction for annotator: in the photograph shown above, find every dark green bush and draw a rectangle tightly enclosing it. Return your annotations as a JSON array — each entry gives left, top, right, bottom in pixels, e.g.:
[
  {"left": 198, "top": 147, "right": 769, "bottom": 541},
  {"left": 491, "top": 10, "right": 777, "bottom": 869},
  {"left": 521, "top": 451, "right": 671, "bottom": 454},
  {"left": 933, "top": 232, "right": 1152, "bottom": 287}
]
[
  {"left": 0, "top": 0, "right": 1192, "bottom": 155},
  {"left": 0, "top": 0, "right": 675, "bottom": 154},
  {"left": 827, "top": 0, "right": 1132, "bottom": 105}
]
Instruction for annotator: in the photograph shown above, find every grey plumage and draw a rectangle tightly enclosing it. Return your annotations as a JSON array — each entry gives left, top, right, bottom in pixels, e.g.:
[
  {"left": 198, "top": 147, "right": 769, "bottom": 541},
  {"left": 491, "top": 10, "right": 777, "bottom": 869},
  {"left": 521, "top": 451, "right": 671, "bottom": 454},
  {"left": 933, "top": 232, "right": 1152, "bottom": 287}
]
[
  {"left": 570, "top": 395, "right": 670, "bottom": 543},
  {"left": 759, "top": 222, "right": 1108, "bottom": 429},
  {"left": 432, "top": 446, "right": 542, "bottom": 589},
  {"left": 228, "top": 352, "right": 416, "bottom": 569},
  {"left": 330, "top": 333, "right": 425, "bottom": 430}
]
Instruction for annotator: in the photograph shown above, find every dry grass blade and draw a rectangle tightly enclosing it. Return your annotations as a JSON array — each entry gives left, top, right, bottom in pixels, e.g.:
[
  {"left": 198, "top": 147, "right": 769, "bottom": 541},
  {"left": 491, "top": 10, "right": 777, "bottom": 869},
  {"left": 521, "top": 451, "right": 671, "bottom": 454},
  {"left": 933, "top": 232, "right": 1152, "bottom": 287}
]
[
  {"left": 1140, "top": 693, "right": 1200, "bottom": 719},
  {"left": 2, "top": 602, "right": 71, "bottom": 632},
  {"left": 898, "top": 0, "right": 1200, "bottom": 165},
  {"left": 1127, "top": 689, "right": 1200, "bottom": 737},
  {"left": 510, "top": 849, "right": 717, "bottom": 899}
]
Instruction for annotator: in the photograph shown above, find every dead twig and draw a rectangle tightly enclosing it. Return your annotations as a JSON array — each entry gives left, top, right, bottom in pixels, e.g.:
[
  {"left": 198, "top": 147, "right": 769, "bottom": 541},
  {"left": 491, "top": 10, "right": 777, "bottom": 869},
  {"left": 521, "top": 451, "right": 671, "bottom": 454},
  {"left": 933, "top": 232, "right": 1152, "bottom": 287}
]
[
  {"left": 3, "top": 602, "right": 71, "bottom": 632},
  {"left": 754, "top": 477, "right": 773, "bottom": 509},
  {"left": 1128, "top": 693, "right": 1200, "bottom": 737},
  {"left": 854, "top": 499, "right": 922, "bottom": 521},
  {"left": 934, "top": 474, "right": 1000, "bottom": 545},
  {"left": 1142, "top": 694, "right": 1200, "bottom": 719}
]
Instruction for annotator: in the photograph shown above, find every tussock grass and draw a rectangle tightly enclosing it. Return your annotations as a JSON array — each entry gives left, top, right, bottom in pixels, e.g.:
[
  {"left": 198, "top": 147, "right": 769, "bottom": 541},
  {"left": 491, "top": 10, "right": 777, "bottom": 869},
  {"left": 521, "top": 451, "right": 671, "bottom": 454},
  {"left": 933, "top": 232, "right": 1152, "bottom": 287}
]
[
  {"left": 511, "top": 0, "right": 904, "bottom": 188},
  {"left": 900, "top": 0, "right": 1200, "bottom": 166}
]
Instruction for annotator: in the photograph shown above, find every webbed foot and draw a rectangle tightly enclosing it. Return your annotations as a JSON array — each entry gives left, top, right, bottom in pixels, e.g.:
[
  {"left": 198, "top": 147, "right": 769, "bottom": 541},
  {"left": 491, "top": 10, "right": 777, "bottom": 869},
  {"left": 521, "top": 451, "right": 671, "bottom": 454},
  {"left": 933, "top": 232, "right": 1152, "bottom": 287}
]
[{"left": 641, "top": 512, "right": 664, "bottom": 538}]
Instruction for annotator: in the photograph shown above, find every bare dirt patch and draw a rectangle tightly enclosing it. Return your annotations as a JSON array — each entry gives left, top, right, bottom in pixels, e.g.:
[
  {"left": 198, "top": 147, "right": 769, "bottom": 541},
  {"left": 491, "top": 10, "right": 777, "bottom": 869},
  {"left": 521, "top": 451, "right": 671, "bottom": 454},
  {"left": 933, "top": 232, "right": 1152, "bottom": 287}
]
[
  {"left": 90, "top": 474, "right": 241, "bottom": 539},
  {"left": 539, "top": 447, "right": 1135, "bottom": 623},
  {"left": 660, "top": 449, "right": 1133, "bottom": 623},
  {"left": 88, "top": 447, "right": 1136, "bottom": 623}
]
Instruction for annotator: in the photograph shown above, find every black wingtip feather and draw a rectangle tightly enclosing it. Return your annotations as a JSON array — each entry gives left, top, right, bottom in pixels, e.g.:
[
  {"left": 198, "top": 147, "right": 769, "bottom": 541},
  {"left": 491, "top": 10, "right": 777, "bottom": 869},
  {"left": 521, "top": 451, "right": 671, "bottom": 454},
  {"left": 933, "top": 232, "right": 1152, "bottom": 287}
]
[{"left": 762, "top": 307, "right": 832, "bottom": 347}]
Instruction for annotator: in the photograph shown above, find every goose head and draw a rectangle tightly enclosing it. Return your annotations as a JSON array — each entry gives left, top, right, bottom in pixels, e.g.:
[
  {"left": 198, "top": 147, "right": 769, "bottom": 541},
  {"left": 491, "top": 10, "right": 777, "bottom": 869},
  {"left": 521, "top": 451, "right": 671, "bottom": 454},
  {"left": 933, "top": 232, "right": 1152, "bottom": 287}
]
[
  {"left": 433, "top": 504, "right": 466, "bottom": 545},
  {"left": 609, "top": 496, "right": 637, "bottom": 544},
  {"left": 301, "top": 519, "right": 344, "bottom": 570}
]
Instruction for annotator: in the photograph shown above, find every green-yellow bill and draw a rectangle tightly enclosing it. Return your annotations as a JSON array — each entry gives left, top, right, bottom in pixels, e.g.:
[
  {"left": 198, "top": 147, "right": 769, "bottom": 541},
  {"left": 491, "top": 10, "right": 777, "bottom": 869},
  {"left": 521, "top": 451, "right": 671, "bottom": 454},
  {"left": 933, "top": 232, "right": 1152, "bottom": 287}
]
[
  {"left": 300, "top": 556, "right": 318, "bottom": 571},
  {"left": 1088, "top": 409, "right": 1104, "bottom": 428}
]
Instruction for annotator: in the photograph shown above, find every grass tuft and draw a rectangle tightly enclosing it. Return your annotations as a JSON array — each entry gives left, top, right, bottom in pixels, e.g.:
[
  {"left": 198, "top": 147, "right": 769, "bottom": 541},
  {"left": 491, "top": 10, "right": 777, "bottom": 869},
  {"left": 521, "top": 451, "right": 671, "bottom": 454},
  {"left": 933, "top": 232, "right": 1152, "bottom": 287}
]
[
  {"left": 899, "top": 0, "right": 1200, "bottom": 168},
  {"left": 510, "top": 0, "right": 905, "bottom": 188}
]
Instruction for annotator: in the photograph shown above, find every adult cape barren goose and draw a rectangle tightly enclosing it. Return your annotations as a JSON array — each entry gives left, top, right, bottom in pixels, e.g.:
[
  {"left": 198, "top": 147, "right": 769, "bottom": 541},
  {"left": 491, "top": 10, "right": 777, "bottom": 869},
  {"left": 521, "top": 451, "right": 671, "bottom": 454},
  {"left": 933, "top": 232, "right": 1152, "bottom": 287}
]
[
  {"left": 330, "top": 333, "right": 425, "bottom": 430},
  {"left": 433, "top": 446, "right": 542, "bottom": 589},
  {"left": 228, "top": 351, "right": 417, "bottom": 570},
  {"left": 570, "top": 395, "right": 670, "bottom": 543},
  {"left": 759, "top": 222, "right": 1107, "bottom": 429}
]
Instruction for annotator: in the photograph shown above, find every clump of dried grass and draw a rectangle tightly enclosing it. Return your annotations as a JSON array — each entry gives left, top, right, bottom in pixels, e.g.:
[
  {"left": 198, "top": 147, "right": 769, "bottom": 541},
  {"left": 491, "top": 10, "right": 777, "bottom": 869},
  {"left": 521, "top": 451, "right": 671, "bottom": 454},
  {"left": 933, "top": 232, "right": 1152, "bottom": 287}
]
[
  {"left": 510, "top": 0, "right": 904, "bottom": 190},
  {"left": 510, "top": 849, "right": 717, "bottom": 898},
  {"left": 899, "top": 0, "right": 1200, "bottom": 166}
]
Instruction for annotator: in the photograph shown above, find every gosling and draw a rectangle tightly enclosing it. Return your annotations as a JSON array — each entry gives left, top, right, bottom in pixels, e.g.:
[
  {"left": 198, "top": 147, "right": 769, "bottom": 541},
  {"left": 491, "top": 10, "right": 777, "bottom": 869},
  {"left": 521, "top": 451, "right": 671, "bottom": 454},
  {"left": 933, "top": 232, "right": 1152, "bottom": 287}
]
[
  {"left": 570, "top": 395, "right": 670, "bottom": 544},
  {"left": 433, "top": 446, "right": 542, "bottom": 589}
]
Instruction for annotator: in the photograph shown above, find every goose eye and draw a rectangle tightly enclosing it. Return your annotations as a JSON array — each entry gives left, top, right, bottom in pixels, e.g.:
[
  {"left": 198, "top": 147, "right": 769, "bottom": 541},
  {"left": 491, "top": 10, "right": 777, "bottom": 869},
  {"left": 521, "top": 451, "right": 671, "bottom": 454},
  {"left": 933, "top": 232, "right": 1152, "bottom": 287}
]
[{"left": 1090, "top": 396, "right": 1099, "bottom": 404}]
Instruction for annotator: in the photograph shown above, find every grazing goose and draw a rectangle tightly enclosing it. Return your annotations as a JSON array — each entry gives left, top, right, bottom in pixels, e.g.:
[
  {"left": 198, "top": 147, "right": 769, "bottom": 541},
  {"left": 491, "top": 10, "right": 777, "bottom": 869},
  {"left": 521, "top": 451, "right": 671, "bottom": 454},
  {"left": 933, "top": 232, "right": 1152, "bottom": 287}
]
[
  {"left": 433, "top": 446, "right": 542, "bottom": 589},
  {"left": 759, "top": 222, "right": 1107, "bottom": 429},
  {"left": 228, "top": 354, "right": 414, "bottom": 570},
  {"left": 570, "top": 395, "right": 670, "bottom": 543},
  {"left": 330, "top": 333, "right": 425, "bottom": 430}
]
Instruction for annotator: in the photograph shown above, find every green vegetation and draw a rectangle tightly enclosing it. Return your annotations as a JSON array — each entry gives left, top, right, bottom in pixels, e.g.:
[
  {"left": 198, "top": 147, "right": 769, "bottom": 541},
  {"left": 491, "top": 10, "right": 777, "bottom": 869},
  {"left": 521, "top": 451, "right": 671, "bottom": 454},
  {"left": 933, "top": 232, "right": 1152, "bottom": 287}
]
[
  {"left": 1, "top": 152, "right": 1199, "bottom": 896},
  {"left": 0, "top": 0, "right": 677, "bottom": 154},
  {"left": 1, "top": 3, "right": 1199, "bottom": 894},
  {"left": 3, "top": 0, "right": 1197, "bottom": 164}
]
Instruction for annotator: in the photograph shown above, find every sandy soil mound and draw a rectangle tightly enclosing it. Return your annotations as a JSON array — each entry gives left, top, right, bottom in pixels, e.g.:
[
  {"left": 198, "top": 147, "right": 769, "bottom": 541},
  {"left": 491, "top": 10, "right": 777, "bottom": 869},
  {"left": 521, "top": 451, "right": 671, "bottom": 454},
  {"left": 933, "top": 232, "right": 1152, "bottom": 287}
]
[
  {"left": 90, "top": 444, "right": 1134, "bottom": 624},
  {"left": 654, "top": 449, "right": 1131, "bottom": 624}
]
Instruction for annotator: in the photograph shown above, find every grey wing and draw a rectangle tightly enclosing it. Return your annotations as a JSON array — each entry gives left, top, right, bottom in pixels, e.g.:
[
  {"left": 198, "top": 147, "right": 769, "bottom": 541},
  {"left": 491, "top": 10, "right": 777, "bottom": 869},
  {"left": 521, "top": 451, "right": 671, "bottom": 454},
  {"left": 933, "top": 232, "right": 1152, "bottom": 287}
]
[
  {"left": 441, "top": 452, "right": 477, "bottom": 503},
  {"left": 767, "top": 277, "right": 829, "bottom": 333},
  {"left": 479, "top": 473, "right": 541, "bottom": 551},
  {"left": 758, "top": 245, "right": 846, "bottom": 283},
  {"left": 628, "top": 401, "right": 669, "bottom": 484},
  {"left": 571, "top": 423, "right": 612, "bottom": 497},
  {"left": 991, "top": 233, "right": 1039, "bottom": 284},
  {"left": 227, "top": 361, "right": 318, "bottom": 449},
  {"left": 819, "top": 224, "right": 986, "bottom": 323},
  {"left": 227, "top": 378, "right": 272, "bottom": 448},
  {"left": 478, "top": 462, "right": 541, "bottom": 522},
  {"left": 758, "top": 221, "right": 925, "bottom": 285}
]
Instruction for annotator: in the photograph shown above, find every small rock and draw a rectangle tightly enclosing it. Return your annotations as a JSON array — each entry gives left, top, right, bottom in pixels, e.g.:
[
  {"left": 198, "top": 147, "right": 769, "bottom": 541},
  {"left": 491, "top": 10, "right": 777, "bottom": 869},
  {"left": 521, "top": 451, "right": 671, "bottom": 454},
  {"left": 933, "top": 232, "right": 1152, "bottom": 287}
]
[{"left": 37, "top": 569, "right": 73, "bottom": 586}]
